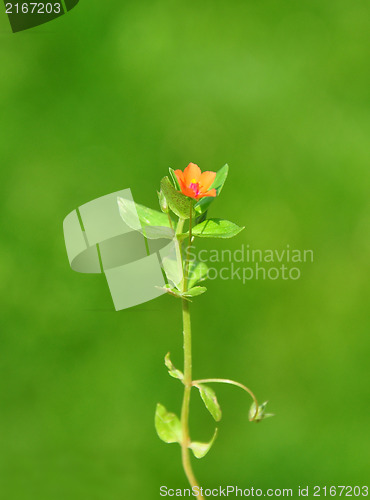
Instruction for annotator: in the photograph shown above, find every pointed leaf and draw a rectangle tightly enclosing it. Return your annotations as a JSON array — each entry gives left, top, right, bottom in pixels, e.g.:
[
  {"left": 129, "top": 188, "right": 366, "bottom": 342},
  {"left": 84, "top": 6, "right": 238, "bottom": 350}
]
[
  {"left": 160, "top": 177, "right": 195, "bottom": 219},
  {"left": 192, "top": 218, "right": 244, "bottom": 239},
  {"left": 155, "top": 403, "right": 182, "bottom": 443},
  {"left": 169, "top": 168, "right": 181, "bottom": 191},
  {"left": 195, "top": 210, "right": 208, "bottom": 225},
  {"left": 197, "top": 384, "right": 222, "bottom": 422},
  {"left": 117, "top": 196, "right": 142, "bottom": 231},
  {"left": 164, "top": 353, "right": 184, "bottom": 381},
  {"left": 183, "top": 286, "right": 207, "bottom": 298},
  {"left": 188, "top": 260, "right": 209, "bottom": 289},
  {"left": 160, "top": 251, "right": 183, "bottom": 290},
  {"left": 194, "top": 164, "right": 229, "bottom": 214},
  {"left": 189, "top": 429, "right": 218, "bottom": 459},
  {"left": 135, "top": 203, "right": 173, "bottom": 227},
  {"left": 118, "top": 197, "right": 174, "bottom": 239}
]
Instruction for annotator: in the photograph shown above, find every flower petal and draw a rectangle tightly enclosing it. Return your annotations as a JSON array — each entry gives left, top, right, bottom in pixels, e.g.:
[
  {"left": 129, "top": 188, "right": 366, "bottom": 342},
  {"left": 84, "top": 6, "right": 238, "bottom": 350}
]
[
  {"left": 197, "top": 188, "right": 217, "bottom": 198},
  {"left": 183, "top": 163, "right": 201, "bottom": 185},
  {"left": 174, "top": 169, "right": 184, "bottom": 184},
  {"left": 176, "top": 177, "right": 197, "bottom": 198},
  {"left": 199, "top": 171, "right": 216, "bottom": 191},
  {"left": 182, "top": 185, "right": 198, "bottom": 199}
]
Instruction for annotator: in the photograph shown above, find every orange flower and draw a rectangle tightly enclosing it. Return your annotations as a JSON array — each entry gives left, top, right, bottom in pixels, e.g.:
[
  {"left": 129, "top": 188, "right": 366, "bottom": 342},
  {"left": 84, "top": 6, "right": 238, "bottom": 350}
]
[{"left": 174, "top": 163, "right": 217, "bottom": 200}]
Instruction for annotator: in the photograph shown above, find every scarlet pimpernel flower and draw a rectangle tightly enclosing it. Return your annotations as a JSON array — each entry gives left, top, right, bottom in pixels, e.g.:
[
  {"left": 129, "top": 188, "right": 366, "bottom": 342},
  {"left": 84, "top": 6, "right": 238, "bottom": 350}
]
[
  {"left": 175, "top": 163, "right": 217, "bottom": 200},
  {"left": 116, "top": 163, "right": 270, "bottom": 500},
  {"left": 69, "top": 160, "right": 270, "bottom": 500}
]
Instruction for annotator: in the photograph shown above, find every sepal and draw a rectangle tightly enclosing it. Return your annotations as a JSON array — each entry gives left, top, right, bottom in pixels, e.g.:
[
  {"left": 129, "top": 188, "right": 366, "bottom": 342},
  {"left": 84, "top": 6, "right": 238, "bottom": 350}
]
[
  {"left": 160, "top": 177, "right": 195, "bottom": 219},
  {"left": 194, "top": 164, "right": 229, "bottom": 214}
]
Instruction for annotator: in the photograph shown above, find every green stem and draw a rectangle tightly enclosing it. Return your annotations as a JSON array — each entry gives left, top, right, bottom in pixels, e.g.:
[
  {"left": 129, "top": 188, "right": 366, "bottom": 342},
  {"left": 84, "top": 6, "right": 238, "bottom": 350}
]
[
  {"left": 175, "top": 218, "right": 185, "bottom": 290},
  {"left": 179, "top": 208, "right": 203, "bottom": 499},
  {"left": 183, "top": 207, "right": 192, "bottom": 289},
  {"left": 167, "top": 212, "right": 174, "bottom": 231},
  {"left": 180, "top": 299, "right": 203, "bottom": 497}
]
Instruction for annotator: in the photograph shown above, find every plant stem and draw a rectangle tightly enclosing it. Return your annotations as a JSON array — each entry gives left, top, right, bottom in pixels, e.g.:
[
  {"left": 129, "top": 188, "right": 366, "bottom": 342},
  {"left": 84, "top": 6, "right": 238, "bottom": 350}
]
[
  {"left": 179, "top": 208, "right": 204, "bottom": 499},
  {"left": 167, "top": 212, "right": 174, "bottom": 231},
  {"left": 183, "top": 207, "right": 192, "bottom": 288},
  {"left": 180, "top": 299, "right": 203, "bottom": 497},
  {"left": 175, "top": 218, "right": 185, "bottom": 289}
]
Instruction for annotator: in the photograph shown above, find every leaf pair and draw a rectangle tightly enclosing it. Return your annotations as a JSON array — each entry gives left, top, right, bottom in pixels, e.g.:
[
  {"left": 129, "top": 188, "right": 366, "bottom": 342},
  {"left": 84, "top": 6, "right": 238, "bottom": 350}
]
[
  {"left": 118, "top": 164, "right": 244, "bottom": 241},
  {"left": 155, "top": 404, "right": 217, "bottom": 459},
  {"left": 160, "top": 354, "right": 221, "bottom": 458},
  {"left": 164, "top": 354, "right": 222, "bottom": 423},
  {"left": 118, "top": 195, "right": 244, "bottom": 240},
  {"left": 159, "top": 285, "right": 207, "bottom": 301}
]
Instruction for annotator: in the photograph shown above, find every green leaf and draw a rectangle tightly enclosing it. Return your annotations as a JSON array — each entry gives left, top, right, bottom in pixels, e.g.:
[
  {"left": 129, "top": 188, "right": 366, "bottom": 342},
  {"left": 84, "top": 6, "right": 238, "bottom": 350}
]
[
  {"left": 164, "top": 353, "right": 184, "bottom": 381},
  {"left": 197, "top": 384, "right": 222, "bottom": 422},
  {"left": 194, "top": 164, "right": 229, "bottom": 214},
  {"left": 189, "top": 429, "right": 218, "bottom": 459},
  {"left": 160, "top": 177, "right": 195, "bottom": 219},
  {"left": 195, "top": 210, "right": 208, "bottom": 225},
  {"left": 249, "top": 401, "right": 274, "bottom": 422},
  {"left": 169, "top": 168, "right": 181, "bottom": 190},
  {"left": 135, "top": 203, "right": 172, "bottom": 227},
  {"left": 191, "top": 218, "right": 244, "bottom": 239},
  {"left": 118, "top": 197, "right": 174, "bottom": 239},
  {"left": 155, "top": 403, "right": 182, "bottom": 443},
  {"left": 188, "top": 260, "right": 209, "bottom": 289},
  {"left": 160, "top": 250, "right": 184, "bottom": 289},
  {"left": 142, "top": 226, "right": 174, "bottom": 239},
  {"left": 183, "top": 286, "right": 207, "bottom": 298}
]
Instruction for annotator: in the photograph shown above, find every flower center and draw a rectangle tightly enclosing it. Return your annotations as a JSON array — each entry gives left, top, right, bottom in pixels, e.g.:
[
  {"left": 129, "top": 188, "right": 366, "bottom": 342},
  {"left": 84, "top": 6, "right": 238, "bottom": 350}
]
[{"left": 189, "top": 180, "right": 200, "bottom": 197}]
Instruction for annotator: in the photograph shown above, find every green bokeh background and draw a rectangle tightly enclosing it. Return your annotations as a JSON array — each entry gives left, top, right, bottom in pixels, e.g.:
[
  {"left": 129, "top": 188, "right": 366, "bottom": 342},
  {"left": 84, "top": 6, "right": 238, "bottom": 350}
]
[{"left": 1, "top": 1, "right": 369, "bottom": 498}]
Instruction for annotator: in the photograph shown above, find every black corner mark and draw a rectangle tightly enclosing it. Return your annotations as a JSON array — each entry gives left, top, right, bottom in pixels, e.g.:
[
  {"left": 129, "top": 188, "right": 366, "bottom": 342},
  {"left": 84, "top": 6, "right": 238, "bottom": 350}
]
[{"left": 4, "top": 0, "right": 80, "bottom": 33}]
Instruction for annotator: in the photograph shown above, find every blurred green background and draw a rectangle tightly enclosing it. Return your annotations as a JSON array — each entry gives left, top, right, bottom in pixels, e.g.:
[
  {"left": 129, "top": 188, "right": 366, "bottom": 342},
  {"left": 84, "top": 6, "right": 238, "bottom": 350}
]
[{"left": 1, "top": 1, "right": 369, "bottom": 498}]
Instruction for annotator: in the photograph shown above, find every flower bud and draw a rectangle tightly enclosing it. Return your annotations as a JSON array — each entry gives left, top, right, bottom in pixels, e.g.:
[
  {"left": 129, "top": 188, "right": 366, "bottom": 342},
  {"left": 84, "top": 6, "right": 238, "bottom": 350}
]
[{"left": 249, "top": 401, "right": 274, "bottom": 422}]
